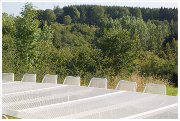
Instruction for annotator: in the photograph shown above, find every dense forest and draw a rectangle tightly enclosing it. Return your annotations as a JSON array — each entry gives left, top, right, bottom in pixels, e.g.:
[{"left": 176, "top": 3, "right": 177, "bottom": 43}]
[{"left": 2, "top": 3, "right": 178, "bottom": 88}]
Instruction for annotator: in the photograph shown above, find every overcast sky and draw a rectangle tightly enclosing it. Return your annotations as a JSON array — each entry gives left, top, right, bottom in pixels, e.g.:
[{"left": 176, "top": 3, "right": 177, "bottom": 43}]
[{"left": 1, "top": 0, "right": 179, "bottom": 17}]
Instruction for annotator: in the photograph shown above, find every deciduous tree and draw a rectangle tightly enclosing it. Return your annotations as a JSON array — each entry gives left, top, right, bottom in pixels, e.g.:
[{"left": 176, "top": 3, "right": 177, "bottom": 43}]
[
  {"left": 44, "top": 9, "right": 56, "bottom": 25},
  {"left": 63, "top": 15, "right": 72, "bottom": 25},
  {"left": 15, "top": 2, "right": 40, "bottom": 72},
  {"left": 99, "top": 29, "right": 138, "bottom": 73}
]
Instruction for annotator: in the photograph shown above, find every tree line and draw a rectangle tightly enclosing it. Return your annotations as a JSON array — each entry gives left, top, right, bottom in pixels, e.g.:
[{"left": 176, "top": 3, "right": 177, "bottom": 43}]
[
  {"left": 2, "top": 3, "right": 178, "bottom": 87},
  {"left": 35, "top": 5, "right": 178, "bottom": 25}
]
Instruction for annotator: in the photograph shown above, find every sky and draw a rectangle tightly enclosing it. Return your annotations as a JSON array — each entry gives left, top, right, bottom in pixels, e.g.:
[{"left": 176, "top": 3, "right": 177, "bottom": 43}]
[{"left": 1, "top": 0, "right": 179, "bottom": 17}]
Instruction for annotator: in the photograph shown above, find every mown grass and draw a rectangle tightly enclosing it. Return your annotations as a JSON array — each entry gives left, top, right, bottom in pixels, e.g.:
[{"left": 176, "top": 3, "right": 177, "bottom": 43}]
[
  {"left": 3, "top": 114, "right": 20, "bottom": 119},
  {"left": 166, "top": 87, "right": 178, "bottom": 96}
]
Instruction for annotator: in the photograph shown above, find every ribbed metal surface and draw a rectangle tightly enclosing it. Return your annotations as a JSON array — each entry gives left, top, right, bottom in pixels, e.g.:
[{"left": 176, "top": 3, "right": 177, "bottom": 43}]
[{"left": 2, "top": 81, "right": 178, "bottom": 119}]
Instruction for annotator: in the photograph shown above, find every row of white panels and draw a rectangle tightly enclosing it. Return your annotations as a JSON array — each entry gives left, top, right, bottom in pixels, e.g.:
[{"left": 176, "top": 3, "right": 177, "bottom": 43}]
[{"left": 2, "top": 73, "right": 167, "bottom": 95}]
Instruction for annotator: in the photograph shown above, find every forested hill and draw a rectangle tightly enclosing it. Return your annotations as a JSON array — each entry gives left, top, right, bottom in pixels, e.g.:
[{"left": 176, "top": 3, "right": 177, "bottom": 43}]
[
  {"left": 2, "top": 3, "right": 178, "bottom": 88},
  {"left": 36, "top": 4, "right": 178, "bottom": 47},
  {"left": 50, "top": 5, "right": 178, "bottom": 25}
]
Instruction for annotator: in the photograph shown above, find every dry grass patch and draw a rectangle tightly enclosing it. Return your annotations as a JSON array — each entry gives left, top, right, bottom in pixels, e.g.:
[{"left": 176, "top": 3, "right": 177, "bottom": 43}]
[
  {"left": 107, "top": 74, "right": 170, "bottom": 92},
  {"left": 127, "top": 74, "right": 170, "bottom": 92}
]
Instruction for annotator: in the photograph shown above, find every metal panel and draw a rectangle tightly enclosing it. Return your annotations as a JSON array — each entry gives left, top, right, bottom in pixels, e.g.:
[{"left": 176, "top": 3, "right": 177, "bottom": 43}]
[
  {"left": 2, "top": 81, "right": 178, "bottom": 119},
  {"left": 63, "top": 76, "right": 80, "bottom": 86},
  {"left": 21, "top": 74, "right": 36, "bottom": 82},
  {"left": 2, "top": 73, "right": 14, "bottom": 81},
  {"left": 88, "top": 78, "right": 107, "bottom": 89},
  {"left": 115, "top": 80, "right": 137, "bottom": 92},
  {"left": 42, "top": 74, "right": 57, "bottom": 84},
  {"left": 143, "top": 83, "right": 166, "bottom": 95}
]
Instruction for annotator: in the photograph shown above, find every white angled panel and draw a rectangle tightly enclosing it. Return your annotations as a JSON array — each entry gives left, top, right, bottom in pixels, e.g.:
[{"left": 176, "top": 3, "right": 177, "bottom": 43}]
[
  {"left": 21, "top": 74, "right": 36, "bottom": 82},
  {"left": 143, "top": 83, "right": 166, "bottom": 95},
  {"left": 115, "top": 80, "right": 137, "bottom": 92},
  {"left": 88, "top": 78, "right": 107, "bottom": 89},
  {"left": 2, "top": 73, "right": 14, "bottom": 81},
  {"left": 63, "top": 76, "right": 80, "bottom": 86},
  {"left": 42, "top": 74, "right": 57, "bottom": 84}
]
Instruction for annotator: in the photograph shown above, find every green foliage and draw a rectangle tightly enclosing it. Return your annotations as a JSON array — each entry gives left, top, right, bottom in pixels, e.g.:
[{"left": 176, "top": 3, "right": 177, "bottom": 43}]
[
  {"left": 53, "top": 5, "right": 64, "bottom": 23},
  {"left": 2, "top": 13, "right": 16, "bottom": 36},
  {"left": 99, "top": 29, "right": 138, "bottom": 73},
  {"left": 2, "top": 3, "right": 178, "bottom": 87},
  {"left": 36, "top": 9, "right": 57, "bottom": 27},
  {"left": 63, "top": 15, "right": 71, "bottom": 25},
  {"left": 2, "top": 34, "right": 17, "bottom": 73},
  {"left": 69, "top": 6, "right": 80, "bottom": 23},
  {"left": 135, "top": 51, "right": 166, "bottom": 76},
  {"left": 15, "top": 2, "right": 40, "bottom": 72},
  {"left": 89, "top": 6, "right": 105, "bottom": 25},
  {"left": 51, "top": 23, "right": 95, "bottom": 48},
  {"left": 159, "top": 7, "right": 178, "bottom": 22},
  {"left": 162, "top": 57, "right": 178, "bottom": 86},
  {"left": 128, "top": 7, "right": 142, "bottom": 18},
  {"left": 135, "top": 51, "right": 178, "bottom": 86},
  {"left": 36, "top": 10, "right": 44, "bottom": 20},
  {"left": 158, "top": 38, "right": 178, "bottom": 60},
  {"left": 163, "top": 20, "right": 178, "bottom": 47},
  {"left": 113, "top": 7, "right": 130, "bottom": 18},
  {"left": 119, "top": 16, "right": 169, "bottom": 52},
  {"left": 98, "top": 17, "right": 122, "bottom": 37},
  {"left": 34, "top": 5, "right": 178, "bottom": 27},
  {"left": 97, "top": 15, "right": 170, "bottom": 53},
  {"left": 51, "top": 22, "right": 63, "bottom": 48},
  {"left": 44, "top": 9, "right": 57, "bottom": 25},
  {"left": 38, "top": 21, "right": 54, "bottom": 43},
  {"left": 70, "top": 23, "right": 95, "bottom": 44},
  {"left": 36, "top": 10, "right": 45, "bottom": 30}
]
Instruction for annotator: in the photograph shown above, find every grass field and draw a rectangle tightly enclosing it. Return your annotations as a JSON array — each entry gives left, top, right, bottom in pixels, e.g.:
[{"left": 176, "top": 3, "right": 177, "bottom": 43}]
[{"left": 166, "top": 87, "right": 178, "bottom": 96}]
